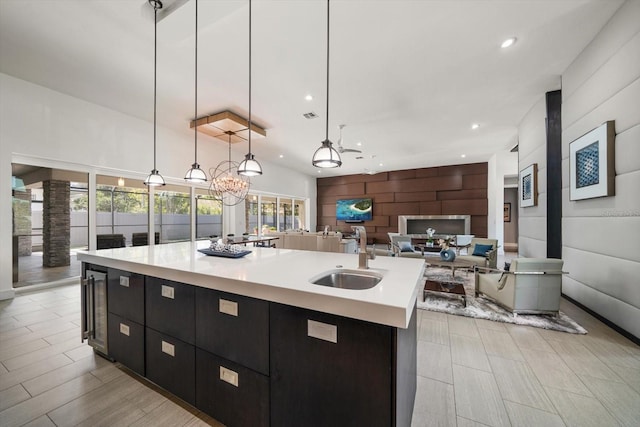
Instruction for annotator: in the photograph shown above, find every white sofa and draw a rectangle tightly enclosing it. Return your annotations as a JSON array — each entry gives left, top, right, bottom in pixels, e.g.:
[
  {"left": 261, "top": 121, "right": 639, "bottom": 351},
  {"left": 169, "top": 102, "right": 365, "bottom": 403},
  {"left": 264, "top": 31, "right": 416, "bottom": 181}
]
[{"left": 267, "top": 231, "right": 349, "bottom": 253}]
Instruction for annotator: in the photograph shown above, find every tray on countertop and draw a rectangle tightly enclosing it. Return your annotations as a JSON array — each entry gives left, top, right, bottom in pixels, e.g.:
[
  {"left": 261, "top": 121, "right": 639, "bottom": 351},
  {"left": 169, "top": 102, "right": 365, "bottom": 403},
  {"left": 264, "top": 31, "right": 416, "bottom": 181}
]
[{"left": 197, "top": 248, "right": 252, "bottom": 258}]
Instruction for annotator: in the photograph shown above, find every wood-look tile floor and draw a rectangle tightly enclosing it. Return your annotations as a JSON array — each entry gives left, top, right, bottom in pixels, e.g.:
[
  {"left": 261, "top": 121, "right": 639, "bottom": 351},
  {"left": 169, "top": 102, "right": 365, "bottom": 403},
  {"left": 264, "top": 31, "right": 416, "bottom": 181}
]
[{"left": 1, "top": 284, "right": 639, "bottom": 426}]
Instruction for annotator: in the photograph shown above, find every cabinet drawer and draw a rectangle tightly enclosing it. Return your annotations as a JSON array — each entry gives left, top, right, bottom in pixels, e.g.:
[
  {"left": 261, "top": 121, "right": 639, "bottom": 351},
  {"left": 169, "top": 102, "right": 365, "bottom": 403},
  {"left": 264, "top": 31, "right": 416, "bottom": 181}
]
[
  {"left": 195, "top": 288, "right": 269, "bottom": 375},
  {"left": 107, "top": 313, "right": 144, "bottom": 376},
  {"left": 145, "top": 327, "right": 195, "bottom": 405},
  {"left": 146, "top": 277, "right": 195, "bottom": 344},
  {"left": 107, "top": 268, "right": 144, "bottom": 324},
  {"left": 270, "top": 303, "right": 392, "bottom": 427},
  {"left": 196, "top": 348, "right": 269, "bottom": 427}
]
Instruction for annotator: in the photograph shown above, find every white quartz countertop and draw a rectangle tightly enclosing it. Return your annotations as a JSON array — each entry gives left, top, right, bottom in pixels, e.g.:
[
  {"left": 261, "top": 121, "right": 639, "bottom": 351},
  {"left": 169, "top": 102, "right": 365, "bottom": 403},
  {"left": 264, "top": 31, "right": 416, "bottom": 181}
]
[{"left": 77, "top": 241, "right": 425, "bottom": 328}]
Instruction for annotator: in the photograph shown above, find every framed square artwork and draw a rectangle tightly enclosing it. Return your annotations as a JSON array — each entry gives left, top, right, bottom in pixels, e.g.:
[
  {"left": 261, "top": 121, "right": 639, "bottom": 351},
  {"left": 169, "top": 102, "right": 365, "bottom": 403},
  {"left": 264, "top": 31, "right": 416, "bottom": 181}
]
[
  {"left": 519, "top": 163, "right": 537, "bottom": 208},
  {"left": 569, "top": 121, "right": 615, "bottom": 201}
]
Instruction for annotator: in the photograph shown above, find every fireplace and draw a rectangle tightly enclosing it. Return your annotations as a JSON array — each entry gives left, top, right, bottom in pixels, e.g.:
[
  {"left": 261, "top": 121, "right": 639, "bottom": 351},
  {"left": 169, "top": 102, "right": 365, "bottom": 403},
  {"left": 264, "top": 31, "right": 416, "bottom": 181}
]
[{"left": 398, "top": 215, "right": 471, "bottom": 236}]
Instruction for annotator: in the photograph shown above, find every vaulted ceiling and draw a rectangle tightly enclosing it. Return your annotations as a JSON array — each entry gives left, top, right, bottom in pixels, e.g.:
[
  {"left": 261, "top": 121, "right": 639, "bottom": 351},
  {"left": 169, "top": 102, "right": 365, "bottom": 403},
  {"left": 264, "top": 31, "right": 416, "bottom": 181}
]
[{"left": 0, "top": 0, "right": 624, "bottom": 177}]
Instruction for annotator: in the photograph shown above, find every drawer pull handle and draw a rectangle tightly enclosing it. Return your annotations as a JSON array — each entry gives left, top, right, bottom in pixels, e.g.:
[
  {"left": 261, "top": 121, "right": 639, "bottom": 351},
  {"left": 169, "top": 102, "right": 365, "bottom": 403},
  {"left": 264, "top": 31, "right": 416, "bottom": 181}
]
[
  {"left": 219, "top": 298, "right": 238, "bottom": 317},
  {"left": 308, "top": 319, "right": 338, "bottom": 343},
  {"left": 161, "top": 340, "right": 175, "bottom": 357},
  {"left": 119, "top": 323, "right": 130, "bottom": 336},
  {"left": 161, "top": 285, "right": 175, "bottom": 299},
  {"left": 119, "top": 276, "right": 129, "bottom": 287},
  {"left": 220, "top": 366, "right": 239, "bottom": 387}
]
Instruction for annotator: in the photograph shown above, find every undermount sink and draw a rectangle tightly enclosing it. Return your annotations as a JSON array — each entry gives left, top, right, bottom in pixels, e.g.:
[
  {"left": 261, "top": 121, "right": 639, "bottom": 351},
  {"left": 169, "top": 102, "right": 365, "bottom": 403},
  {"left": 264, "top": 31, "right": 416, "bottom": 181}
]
[{"left": 310, "top": 269, "right": 383, "bottom": 290}]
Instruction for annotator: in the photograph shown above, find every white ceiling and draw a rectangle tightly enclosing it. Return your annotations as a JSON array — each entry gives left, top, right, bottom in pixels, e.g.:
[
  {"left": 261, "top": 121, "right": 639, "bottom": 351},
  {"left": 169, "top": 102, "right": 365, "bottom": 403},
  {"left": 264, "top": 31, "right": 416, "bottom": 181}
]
[{"left": 0, "top": 0, "right": 624, "bottom": 177}]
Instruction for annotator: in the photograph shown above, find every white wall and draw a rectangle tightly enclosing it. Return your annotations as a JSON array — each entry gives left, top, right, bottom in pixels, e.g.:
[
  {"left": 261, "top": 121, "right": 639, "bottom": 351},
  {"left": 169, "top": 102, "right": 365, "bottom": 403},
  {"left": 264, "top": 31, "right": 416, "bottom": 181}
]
[
  {"left": 0, "top": 73, "right": 316, "bottom": 299},
  {"left": 560, "top": 0, "right": 640, "bottom": 338},
  {"left": 488, "top": 151, "right": 518, "bottom": 253},
  {"left": 517, "top": 96, "right": 550, "bottom": 258}
]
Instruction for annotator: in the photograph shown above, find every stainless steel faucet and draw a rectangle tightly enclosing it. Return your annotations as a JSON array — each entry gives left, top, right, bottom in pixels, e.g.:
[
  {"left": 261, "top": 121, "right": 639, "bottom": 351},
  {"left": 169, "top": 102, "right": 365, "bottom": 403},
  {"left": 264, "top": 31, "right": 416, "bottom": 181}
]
[{"left": 352, "top": 226, "right": 375, "bottom": 269}]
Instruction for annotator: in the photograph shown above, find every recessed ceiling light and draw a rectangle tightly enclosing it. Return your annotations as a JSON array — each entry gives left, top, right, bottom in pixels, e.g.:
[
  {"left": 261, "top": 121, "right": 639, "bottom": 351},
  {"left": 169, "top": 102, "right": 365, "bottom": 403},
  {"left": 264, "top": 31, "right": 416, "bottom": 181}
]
[
  {"left": 461, "top": 154, "right": 466, "bottom": 158},
  {"left": 356, "top": 142, "right": 362, "bottom": 146},
  {"left": 501, "top": 37, "right": 517, "bottom": 48},
  {"left": 471, "top": 123, "right": 480, "bottom": 130},
  {"left": 305, "top": 94, "right": 313, "bottom": 101},
  {"left": 279, "top": 154, "right": 284, "bottom": 158},
  {"left": 317, "top": 170, "right": 321, "bottom": 173},
  {"left": 379, "top": 163, "right": 383, "bottom": 167}
]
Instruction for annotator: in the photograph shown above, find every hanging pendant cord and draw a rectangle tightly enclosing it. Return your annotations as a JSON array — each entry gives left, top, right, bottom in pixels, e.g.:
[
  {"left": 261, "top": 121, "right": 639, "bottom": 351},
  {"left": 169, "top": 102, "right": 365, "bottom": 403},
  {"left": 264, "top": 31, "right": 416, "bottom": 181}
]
[
  {"left": 153, "top": 2, "right": 158, "bottom": 170},
  {"left": 194, "top": 0, "right": 198, "bottom": 164},
  {"left": 248, "top": 0, "right": 252, "bottom": 154},
  {"left": 325, "top": 0, "right": 330, "bottom": 142}
]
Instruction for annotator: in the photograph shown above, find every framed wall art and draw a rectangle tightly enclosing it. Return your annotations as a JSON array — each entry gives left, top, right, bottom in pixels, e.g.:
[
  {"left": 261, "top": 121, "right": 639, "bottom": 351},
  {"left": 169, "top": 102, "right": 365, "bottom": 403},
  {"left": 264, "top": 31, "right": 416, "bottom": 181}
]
[
  {"left": 569, "top": 121, "right": 615, "bottom": 201},
  {"left": 519, "top": 163, "right": 537, "bottom": 208},
  {"left": 503, "top": 203, "right": 511, "bottom": 222}
]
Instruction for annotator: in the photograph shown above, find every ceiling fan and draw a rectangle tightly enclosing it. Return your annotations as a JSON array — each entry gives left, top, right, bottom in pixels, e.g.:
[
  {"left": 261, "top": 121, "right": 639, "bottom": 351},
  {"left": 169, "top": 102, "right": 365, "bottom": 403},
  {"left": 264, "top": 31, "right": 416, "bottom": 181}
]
[{"left": 335, "top": 124, "right": 362, "bottom": 154}]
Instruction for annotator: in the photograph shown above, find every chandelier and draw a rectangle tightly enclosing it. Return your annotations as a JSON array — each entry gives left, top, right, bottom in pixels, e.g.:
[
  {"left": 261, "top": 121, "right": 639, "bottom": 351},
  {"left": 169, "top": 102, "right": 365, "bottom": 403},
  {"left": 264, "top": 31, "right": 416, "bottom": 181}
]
[{"left": 209, "top": 132, "right": 250, "bottom": 206}]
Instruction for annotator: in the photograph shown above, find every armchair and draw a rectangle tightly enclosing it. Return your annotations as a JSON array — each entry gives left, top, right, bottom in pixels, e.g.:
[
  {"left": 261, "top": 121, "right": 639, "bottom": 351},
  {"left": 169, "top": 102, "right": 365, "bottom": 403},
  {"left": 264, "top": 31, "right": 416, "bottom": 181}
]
[
  {"left": 475, "top": 258, "right": 565, "bottom": 315},
  {"left": 389, "top": 234, "right": 424, "bottom": 259},
  {"left": 457, "top": 238, "right": 498, "bottom": 268}
]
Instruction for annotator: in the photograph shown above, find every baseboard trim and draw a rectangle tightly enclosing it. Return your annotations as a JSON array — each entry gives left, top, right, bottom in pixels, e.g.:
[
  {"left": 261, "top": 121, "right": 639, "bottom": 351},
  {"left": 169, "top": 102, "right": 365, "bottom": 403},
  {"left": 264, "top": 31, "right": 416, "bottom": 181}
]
[
  {"left": 14, "top": 276, "right": 81, "bottom": 295},
  {"left": 562, "top": 294, "right": 640, "bottom": 346},
  {"left": 0, "top": 289, "right": 16, "bottom": 301}
]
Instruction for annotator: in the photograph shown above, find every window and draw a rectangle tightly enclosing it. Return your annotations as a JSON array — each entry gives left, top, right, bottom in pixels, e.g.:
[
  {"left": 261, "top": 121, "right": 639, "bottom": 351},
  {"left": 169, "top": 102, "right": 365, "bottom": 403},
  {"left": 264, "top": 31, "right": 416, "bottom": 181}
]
[
  {"left": 244, "top": 194, "right": 307, "bottom": 234},
  {"left": 154, "top": 185, "right": 190, "bottom": 244},
  {"left": 195, "top": 191, "right": 223, "bottom": 239},
  {"left": 96, "top": 177, "right": 149, "bottom": 246}
]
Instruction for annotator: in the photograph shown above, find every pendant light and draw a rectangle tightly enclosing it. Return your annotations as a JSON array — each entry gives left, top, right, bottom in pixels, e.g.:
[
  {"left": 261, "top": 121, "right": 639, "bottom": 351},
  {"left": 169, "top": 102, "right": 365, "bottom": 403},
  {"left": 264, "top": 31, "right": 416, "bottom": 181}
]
[
  {"left": 144, "top": 0, "right": 166, "bottom": 187},
  {"left": 184, "top": 0, "right": 207, "bottom": 183},
  {"left": 237, "top": 0, "right": 263, "bottom": 177},
  {"left": 312, "top": 0, "right": 342, "bottom": 168},
  {"left": 210, "top": 132, "right": 250, "bottom": 206}
]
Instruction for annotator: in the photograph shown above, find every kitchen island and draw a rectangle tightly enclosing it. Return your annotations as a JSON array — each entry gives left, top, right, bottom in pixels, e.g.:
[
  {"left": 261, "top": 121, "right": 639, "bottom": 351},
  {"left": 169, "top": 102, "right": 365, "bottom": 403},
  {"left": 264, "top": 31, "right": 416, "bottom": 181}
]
[{"left": 78, "top": 241, "right": 425, "bottom": 427}]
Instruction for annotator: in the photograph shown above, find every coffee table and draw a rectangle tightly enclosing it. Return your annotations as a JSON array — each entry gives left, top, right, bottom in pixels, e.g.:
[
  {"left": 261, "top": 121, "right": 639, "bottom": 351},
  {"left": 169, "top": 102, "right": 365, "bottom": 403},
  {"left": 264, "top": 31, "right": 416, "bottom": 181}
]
[
  {"left": 426, "top": 258, "right": 474, "bottom": 277},
  {"left": 423, "top": 280, "right": 467, "bottom": 306}
]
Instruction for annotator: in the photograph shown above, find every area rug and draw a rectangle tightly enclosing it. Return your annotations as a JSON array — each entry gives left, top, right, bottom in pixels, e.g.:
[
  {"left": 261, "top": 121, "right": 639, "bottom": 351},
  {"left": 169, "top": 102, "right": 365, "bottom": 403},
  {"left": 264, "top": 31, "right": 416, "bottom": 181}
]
[{"left": 418, "top": 268, "right": 587, "bottom": 334}]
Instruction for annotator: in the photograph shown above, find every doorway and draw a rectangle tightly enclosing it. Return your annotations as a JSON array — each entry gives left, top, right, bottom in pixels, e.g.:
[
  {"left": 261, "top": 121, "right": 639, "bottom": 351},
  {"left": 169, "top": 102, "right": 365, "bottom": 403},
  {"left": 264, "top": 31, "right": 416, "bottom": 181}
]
[
  {"left": 503, "top": 187, "right": 518, "bottom": 253},
  {"left": 12, "top": 163, "right": 88, "bottom": 288}
]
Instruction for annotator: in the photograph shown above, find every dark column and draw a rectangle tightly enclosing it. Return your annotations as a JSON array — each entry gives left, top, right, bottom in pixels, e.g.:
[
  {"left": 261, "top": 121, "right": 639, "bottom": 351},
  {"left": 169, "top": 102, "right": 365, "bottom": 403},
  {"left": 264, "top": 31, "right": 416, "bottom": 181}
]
[
  {"left": 546, "top": 90, "right": 562, "bottom": 259},
  {"left": 43, "top": 180, "right": 70, "bottom": 267}
]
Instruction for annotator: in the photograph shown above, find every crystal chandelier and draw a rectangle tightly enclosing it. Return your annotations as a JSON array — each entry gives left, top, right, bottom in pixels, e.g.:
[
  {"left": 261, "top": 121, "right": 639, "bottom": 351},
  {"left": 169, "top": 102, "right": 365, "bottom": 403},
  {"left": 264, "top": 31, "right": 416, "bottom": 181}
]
[{"left": 209, "top": 132, "right": 250, "bottom": 206}]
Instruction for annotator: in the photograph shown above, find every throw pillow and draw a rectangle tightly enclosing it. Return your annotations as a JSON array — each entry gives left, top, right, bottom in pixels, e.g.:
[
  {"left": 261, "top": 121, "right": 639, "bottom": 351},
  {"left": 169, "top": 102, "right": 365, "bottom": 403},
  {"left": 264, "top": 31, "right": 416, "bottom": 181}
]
[
  {"left": 398, "top": 241, "right": 414, "bottom": 252},
  {"left": 472, "top": 243, "right": 493, "bottom": 257}
]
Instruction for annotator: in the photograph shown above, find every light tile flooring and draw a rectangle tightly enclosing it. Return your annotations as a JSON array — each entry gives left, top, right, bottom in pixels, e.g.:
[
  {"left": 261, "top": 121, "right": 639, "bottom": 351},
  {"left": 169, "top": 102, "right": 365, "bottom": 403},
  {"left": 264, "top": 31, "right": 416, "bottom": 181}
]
[{"left": 1, "top": 284, "right": 639, "bottom": 426}]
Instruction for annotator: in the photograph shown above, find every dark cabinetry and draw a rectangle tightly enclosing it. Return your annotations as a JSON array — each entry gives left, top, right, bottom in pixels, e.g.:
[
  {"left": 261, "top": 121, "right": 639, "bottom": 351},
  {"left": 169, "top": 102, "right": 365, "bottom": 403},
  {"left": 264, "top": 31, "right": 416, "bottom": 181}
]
[
  {"left": 146, "top": 327, "right": 195, "bottom": 405},
  {"left": 196, "top": 349, "right": 269, "bottom": 427},
  {"left": 195, "top": 287, "right": 269, "bottom": 375},
  {"left": 107, "top": 313, "right": 144, "bottom": 375},
  {"left": 270, "top": 303, "right": 395, "bottom": 427},
  {"left": 145, "top": 277, "right": 196, "bottom": 405},
  {"left": 146, "top": 277, "right": 195, "bottom": 344},
  {"left": 106, "top": 268, "right": 145, "bottom": 375}
]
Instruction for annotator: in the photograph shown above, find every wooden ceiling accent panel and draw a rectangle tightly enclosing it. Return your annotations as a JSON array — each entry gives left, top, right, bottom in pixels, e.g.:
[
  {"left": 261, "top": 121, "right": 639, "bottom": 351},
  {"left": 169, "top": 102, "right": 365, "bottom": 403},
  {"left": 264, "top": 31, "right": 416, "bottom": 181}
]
[
  {"left": 395, "top": 191, "right": 437, "bottom": 202},
  {"left": 190, "top": 111, "right": 266, "bottom": 143}
]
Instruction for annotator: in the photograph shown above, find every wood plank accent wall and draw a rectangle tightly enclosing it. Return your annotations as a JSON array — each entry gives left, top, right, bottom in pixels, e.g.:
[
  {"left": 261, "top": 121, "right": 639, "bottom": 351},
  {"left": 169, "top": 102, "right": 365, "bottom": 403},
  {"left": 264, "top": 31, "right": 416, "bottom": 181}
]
[{"left": 317, "top": 162, "right": 488, "bottom": 243}]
